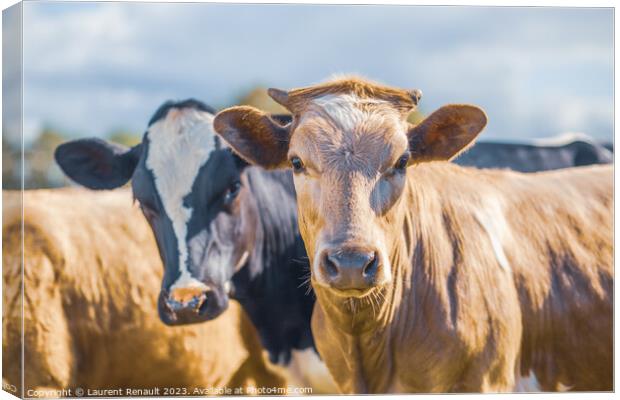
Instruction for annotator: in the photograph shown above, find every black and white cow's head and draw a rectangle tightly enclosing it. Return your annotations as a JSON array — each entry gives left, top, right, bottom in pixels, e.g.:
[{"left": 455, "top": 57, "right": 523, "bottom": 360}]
[{"left": 55, "top": 99, "right": 260, "bottom": 325}]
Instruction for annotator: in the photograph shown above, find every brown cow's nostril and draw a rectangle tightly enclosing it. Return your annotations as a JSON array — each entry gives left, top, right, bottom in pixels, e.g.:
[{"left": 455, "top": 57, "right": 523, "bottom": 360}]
[
  {"left": 323, "top": 253, "right": 340, "bottom": 277},
  {"left": 362, "top": 252, "right": 379, "bottom": 279}
]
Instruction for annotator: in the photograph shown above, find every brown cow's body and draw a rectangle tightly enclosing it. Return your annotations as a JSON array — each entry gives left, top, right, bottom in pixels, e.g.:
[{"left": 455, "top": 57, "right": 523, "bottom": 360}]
[
  {"left": 213, "top": 76, "right": 613, "bottom": 393},
  {"left": 311, "top": 163, "right": 612, "bottom": 393},
  {"left": 3, "top": 188, "right": 285, "bottom": 396}
]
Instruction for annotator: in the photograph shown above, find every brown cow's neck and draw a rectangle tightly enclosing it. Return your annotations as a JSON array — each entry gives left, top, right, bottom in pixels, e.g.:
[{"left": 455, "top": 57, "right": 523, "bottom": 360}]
[
  {"left": 313, "top": 278, "right": 399, "bottom": 334},
  {"left": 311, "top": 176, "right": 419, "bottom": 393},
  {"left": 312, "top": 284, "right": 398, "bottom": 393}
]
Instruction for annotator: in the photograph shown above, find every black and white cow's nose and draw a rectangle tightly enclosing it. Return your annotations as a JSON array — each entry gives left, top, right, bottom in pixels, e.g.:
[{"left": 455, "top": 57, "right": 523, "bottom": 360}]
[
  {"left": 167, "top": 286, "right": 208, "bottom": 311},
  {"left": 158, "top": 286, "right": 228, "bottom": 326}
]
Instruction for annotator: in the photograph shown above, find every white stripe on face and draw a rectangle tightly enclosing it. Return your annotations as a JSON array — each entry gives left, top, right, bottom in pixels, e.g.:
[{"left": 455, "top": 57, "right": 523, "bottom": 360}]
[{"left": 146, "top": 107, "right": 216, "bottom": 291}]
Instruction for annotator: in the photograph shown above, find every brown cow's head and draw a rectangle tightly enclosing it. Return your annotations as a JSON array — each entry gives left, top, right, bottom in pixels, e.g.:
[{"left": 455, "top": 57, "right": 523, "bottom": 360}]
[{"left": 214, "top": 77, "right": 486, "bottom": 298}]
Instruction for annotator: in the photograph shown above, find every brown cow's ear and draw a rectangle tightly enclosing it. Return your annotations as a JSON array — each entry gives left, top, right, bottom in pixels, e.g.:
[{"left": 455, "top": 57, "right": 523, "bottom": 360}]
[
  {"left": 213, "top": 106, "right": 291, "bottom": 169},
  {"left": 407, "top": 104, "right": 487, "bottom": 163}
]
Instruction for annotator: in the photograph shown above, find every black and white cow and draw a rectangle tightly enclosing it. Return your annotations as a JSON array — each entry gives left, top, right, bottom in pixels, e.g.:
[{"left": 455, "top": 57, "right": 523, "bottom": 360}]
[
  {"left": 54, "top": 100, "right": 314, "bottom": 365},
  {"left": 455, "top": 133, "right": 613, "bottom": 172}
]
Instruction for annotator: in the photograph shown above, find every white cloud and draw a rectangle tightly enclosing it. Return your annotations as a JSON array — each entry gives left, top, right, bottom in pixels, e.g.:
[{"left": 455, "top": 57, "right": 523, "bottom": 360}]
[{"left": 20, "top": 3, "right": 613, "bottom": 144}]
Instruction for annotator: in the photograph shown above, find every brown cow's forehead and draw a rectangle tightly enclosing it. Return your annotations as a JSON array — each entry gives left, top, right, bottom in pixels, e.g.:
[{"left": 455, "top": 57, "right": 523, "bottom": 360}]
[
  {"left": 290, "top": 93, "right": 409, "bottom": 174},
  {"left": 285, "top": 76, "right": 417, "bottom": 113}
]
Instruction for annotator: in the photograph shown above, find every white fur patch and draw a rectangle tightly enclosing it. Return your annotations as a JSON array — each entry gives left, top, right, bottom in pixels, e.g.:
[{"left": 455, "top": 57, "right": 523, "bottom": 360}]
[
  {"left": 235, "top": 250, "right": 250, "bottom": 271},
  {"left": 311, "top": 93, "right": 389, "bottom": 132},
  {"left": 474, "top": 198, "right": 511, "bottom": 271},
  {"left": 224, "top": 280, "right": 232, "bottom": 295},
  {"left": 515, "top": 371, "right": 541, "bottom": 392},
  {"left": 284, "top": 348, "right": 338, "bottom": 392},
  {"left": 146, "top": 108, "right": 216, "bottom": 291}
]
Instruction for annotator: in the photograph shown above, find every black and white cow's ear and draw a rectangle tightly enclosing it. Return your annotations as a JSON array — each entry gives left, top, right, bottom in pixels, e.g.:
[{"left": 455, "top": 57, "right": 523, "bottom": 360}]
[
  {"left": 54, "top": 138, "right": 142, "bottom": 190},
  {"left": 232, "top": 153, "right": 251, "bottom": 171}
]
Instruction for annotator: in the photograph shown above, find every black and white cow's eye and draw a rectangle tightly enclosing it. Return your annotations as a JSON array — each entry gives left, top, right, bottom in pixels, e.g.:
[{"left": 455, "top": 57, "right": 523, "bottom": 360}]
[
  {"left": 140, "top": 203, "right": 157, "bottom": 220},
  {"left": 394, "top": 153, "right": 410, "bottom": 171},
  {"left": 224, "top": 181, "right": 242, "bottom": 203},
  {"left": 290, "top": 156, "right": 304, "bottom": 173}
]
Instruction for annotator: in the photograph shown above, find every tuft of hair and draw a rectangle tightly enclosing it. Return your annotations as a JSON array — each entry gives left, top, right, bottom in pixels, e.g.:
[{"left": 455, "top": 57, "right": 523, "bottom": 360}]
[{"left": 285, "top": 75, "right": 417, "bottom": 113}]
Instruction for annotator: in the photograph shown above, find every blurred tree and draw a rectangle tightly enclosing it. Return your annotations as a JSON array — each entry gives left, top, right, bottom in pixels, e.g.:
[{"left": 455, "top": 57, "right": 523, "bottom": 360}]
[
  {"left": 237, "top": 87, "right": 289, "bottom": 114},
  {"left": 407, "top": 110, "right": 425, "bottom": 125},
  {"left": 100, "top": 130, "right": 142, "bottom": 190},
  {"left": 108, "top": 129, "right": 141, "bottom": 147},
  {"left": 26, "top": 127, "right": 67, "bottom": 189}
]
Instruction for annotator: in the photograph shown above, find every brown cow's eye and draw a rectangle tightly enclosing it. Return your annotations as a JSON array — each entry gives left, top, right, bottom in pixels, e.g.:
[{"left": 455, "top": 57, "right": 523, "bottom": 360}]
[
  {"left": 290, "top": 156, "right": 305, "bottom": 173},
  {"left": 394, "top": 153, "right": 410, "bottom": 171}
]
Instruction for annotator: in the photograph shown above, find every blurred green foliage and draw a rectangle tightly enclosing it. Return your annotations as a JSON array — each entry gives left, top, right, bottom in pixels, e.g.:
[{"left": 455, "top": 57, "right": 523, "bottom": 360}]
[
  {"left": 2, "top": 126, "right": 141, "bottom": 190},
  {"left": 26, "top": 127, "right": 66, "bottom": 189},
  {"left": 108, "top": 130, "right": 142, "bottom": 147},
  {"left": 3, "top": 136, "right": 21, "bottom": 190},
  {"left": 407, "top": 110, "right": 425, "bottom": 125},
  {"left": 237, "top": 87, "right": 289, "bottom": 114}
]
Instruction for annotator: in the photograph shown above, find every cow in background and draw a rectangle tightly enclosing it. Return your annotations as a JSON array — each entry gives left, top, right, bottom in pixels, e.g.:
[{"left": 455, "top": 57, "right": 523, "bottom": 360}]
[
  {"left": 2, "top": 189, "right": 284, "bottom": 396},
  {"left": 455, "top": 133, "right": 612, "bottom": 172}
]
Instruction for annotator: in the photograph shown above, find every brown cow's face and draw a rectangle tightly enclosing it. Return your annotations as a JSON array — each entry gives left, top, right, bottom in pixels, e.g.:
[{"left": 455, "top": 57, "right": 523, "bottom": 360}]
[
  {"left": 214, "top": 77, "right": 487, "bottom": 299},
  {"left": 287, "top": 96, "right": 411, "bottom": 296}
]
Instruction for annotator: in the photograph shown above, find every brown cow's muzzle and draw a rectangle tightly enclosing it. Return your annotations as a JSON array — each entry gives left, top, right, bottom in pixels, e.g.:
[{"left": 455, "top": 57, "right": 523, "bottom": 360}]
[
  {"left": 158, "top": 286, "right": 228, "bottom": 326},
  {"left": 316, "top": 246, "right": 385, "bottom": 296}
]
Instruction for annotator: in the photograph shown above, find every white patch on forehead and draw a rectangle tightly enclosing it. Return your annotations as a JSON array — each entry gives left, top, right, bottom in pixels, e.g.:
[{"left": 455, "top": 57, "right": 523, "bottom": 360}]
[
  {"left": 474, "top": 197, "right": 512, "bottom": 272},
  {"left": 146, "top": 108, "right": 216, "bottom": 291},
  {"left": 310, "top": 93, "right": 390, "bottom": 132}
]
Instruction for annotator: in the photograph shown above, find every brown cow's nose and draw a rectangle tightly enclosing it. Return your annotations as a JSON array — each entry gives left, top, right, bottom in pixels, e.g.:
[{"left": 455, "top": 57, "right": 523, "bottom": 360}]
[{"left": 319, "top": 248, "right": 380, "bottom": 291}]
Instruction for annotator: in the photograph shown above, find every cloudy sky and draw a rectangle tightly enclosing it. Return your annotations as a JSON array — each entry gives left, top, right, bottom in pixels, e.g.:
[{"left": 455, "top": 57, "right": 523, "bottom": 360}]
[{"left": 11, "top": 3, "right": 615, "bottom": 144}]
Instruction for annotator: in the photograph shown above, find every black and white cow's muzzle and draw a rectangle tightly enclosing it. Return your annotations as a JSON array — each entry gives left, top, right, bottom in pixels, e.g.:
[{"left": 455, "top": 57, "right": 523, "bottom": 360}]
[
  {"left": 157, "top": 227, "right": 245, "bottom": 326},
  {"left": 157, "top": 284, "right": 229, "bottom": 326}
]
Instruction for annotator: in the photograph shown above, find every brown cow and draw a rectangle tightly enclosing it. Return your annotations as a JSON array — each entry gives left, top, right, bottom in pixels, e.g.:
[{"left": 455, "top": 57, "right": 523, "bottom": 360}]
[
  {"left": 3, "top": 188, "right": 285, "bottom": 397},
  {"left": 213, "top": 77, "right": 613, "bottom": 393}
]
